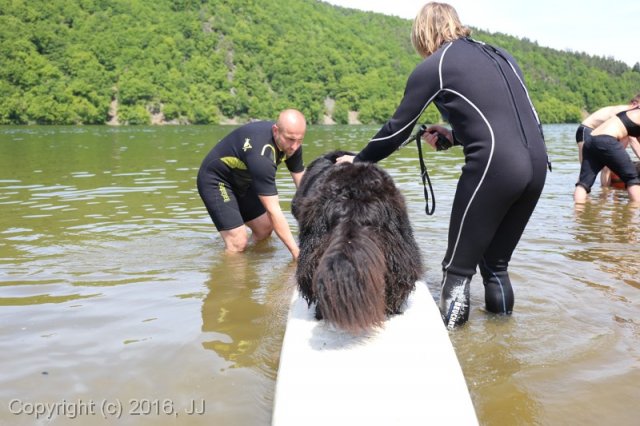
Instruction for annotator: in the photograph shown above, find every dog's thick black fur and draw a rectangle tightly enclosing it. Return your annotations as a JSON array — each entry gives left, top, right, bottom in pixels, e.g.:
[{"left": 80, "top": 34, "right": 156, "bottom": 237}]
[{"left": 292, "top": 151, "right": 423, "bottom": 334}]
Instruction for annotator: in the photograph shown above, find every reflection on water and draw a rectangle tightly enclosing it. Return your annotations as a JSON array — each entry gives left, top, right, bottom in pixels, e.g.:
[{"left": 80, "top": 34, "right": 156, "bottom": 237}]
[
  {"left": 571, "top": 202, "right": 640, "bottom": 288},
  {"left": 198, "top": 247, "right": 295, "bottom": 425},
  {"left": 202, "top": 253, "right": 269, "bottom": 368},
  {"left": 201, "top": 248, "right": 294, "bottom": 371},
  {"left": 1, "top": 124, "right": 639, "bottom": 425}
]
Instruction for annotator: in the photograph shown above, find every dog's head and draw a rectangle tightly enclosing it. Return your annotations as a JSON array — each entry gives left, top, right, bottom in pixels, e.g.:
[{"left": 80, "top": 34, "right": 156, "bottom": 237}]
[{"left": 291, "top": 151, "right": 355, "bottom": 220}]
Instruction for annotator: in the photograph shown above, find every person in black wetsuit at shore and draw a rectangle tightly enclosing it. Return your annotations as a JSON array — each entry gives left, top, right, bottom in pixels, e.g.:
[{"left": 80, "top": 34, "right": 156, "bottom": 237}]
[
  {"left": 337, "top": 2, "right": 548, "bottom": 329},
  {"left": 197, "top": 109, "right": 306, "bottom": 260},
  {"left": 575, "top": 107, "right": 640, "bottom": 203}
]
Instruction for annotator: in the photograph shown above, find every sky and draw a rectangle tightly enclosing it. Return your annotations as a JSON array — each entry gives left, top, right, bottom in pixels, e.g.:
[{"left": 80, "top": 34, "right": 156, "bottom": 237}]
[{"left": 322, "top": 0, "right": 639, "bottom": 67}]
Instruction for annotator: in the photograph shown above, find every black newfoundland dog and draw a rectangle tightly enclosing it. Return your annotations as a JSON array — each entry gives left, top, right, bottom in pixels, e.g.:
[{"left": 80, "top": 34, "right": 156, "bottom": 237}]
[{"left": 292, "top": 151, "right": 423, "bottom": 334}]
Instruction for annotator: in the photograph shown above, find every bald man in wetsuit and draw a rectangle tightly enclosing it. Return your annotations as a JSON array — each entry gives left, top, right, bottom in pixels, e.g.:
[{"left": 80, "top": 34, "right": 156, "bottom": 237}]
[{"left": 197, "top": 109, "right": 306, "bottom": 260}]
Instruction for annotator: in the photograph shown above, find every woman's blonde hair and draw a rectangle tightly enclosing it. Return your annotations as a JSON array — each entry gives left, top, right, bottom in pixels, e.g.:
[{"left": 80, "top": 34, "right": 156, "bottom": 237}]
[{"left": 411, "top": 2, "right": 471, "bottom": 58}]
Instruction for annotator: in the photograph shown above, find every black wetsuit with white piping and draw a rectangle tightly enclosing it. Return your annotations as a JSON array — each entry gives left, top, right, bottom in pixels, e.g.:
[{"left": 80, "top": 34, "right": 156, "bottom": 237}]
[{"left": 354, "top": 37, "right": 548, "bottom": 328}]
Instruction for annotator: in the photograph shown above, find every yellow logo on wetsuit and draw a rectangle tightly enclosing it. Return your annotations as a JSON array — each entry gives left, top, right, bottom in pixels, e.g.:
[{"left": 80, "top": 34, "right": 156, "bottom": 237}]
[
  {"left": 242, "top": 138, "right": 252, "bottom": 152},
  {"left": 218, "top": 183, "right": 230, "bottom": 202}
]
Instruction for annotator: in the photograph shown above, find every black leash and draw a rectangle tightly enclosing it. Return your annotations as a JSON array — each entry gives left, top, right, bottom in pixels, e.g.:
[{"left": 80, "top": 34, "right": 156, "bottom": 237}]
[{"left": 413, "top": 124, "right": 436, "bottom": 216}]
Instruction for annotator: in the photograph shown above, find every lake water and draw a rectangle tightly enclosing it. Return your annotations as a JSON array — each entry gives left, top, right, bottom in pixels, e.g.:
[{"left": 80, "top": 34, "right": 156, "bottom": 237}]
[{"left": 1, "top": 124, "right": 638, "bottom": 425}]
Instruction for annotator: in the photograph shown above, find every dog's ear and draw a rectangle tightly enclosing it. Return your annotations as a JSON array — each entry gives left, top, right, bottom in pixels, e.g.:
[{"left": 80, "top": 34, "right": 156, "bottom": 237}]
[{"left": 292, "top": 156, "right": 335, "bottom": 221}]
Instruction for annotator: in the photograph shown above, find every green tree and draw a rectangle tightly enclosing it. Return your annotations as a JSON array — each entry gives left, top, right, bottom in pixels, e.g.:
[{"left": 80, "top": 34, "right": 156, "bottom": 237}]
[{"left": 1, "top": 0, "right": 639, "bottom": 125}]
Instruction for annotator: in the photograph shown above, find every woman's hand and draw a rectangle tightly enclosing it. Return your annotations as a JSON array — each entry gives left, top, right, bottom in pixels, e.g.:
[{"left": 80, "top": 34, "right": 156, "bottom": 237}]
[
  {"left": 423, "top": 125, "right": 453, "bottom": 150},
  {"left": 335, "top": 155, "right": 355, "bottom": 163}
]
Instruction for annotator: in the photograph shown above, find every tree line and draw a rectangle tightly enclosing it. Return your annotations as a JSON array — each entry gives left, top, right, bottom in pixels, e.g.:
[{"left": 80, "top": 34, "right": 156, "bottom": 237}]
[{"left": 1, "top": 0, "right": 638, "bottom": 125}]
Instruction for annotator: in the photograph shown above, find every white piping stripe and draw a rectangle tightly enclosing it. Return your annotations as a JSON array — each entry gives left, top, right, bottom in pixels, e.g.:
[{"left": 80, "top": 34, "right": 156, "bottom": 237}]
[
  {"left": 369, "top": 42, "right": 454, "bottom": 143},
  {"left": 438, "top": 42, "right": 453, "bottom": 89},
  {"left": 443, "top": 88, "right": 495, "bottom": 270},
  {"left": 368, "top": 92, "right": 437, "bottom": 143},
  {"left": 368, "top": 105, "right": 431, "bottom": 143}
]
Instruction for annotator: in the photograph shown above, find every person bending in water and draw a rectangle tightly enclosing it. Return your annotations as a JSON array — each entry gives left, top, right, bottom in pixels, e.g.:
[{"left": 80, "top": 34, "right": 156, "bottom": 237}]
[
  {"left": 575, "top": 94, "right": 640, "bottom": 162},
  {"left": 575, "top": 106, "right": 640, "bottom": 203},
  {"left": 197, "top": 109, "right": 306, "bottom": 260},
  {"left": 575, "top": 94, "right": 640, "bottom": 185},
  {"left": 337, "top": 2, "right": 548, "bottom": 329}
]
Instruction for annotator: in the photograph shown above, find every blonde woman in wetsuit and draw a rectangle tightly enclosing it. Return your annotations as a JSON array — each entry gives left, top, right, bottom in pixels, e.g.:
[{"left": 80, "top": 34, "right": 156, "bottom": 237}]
[{"left": 338, "top": 2, "right": 548, "bottom": 329}]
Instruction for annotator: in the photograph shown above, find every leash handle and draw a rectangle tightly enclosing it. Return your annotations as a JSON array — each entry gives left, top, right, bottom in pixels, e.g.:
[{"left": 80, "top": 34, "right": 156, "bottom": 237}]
[{"left": 414, "top": 125, "right": 436, "bottom": 216}]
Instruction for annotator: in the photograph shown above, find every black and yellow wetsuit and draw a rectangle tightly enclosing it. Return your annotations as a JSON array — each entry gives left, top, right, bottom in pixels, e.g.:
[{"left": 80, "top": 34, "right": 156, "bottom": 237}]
[
  {"left": 353, "top": 37, "right": 548, "bottom": 328},
  {"left": 197, "top": 121, "right": 304, "bottom": 231}
]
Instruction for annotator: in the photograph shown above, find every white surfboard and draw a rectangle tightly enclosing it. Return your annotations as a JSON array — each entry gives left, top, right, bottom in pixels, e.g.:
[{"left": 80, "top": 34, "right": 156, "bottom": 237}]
[{"left": 272, "top": 281, "right": 478, "bottom": 426}]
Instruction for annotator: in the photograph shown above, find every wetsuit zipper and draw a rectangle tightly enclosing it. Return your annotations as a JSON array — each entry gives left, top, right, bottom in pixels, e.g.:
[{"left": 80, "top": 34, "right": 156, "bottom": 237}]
[{"left": 476, "top": 42, "right": 530, "bottom": 147}]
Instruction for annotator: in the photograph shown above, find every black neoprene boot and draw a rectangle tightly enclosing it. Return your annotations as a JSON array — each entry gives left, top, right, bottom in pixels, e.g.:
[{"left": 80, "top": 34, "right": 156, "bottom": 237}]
[
  {"left": 439, "top": 272, "right": 471, "bottom": 329},
  {"left": 480, "top": 268, "right": 514, "bottom": 314}
]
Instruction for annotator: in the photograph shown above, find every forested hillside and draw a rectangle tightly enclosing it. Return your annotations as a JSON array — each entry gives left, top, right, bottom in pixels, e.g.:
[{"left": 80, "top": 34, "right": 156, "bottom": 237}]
[{"left": 1, "top": 0, "right": 638, "bottom": 125}]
